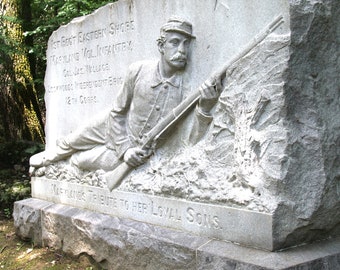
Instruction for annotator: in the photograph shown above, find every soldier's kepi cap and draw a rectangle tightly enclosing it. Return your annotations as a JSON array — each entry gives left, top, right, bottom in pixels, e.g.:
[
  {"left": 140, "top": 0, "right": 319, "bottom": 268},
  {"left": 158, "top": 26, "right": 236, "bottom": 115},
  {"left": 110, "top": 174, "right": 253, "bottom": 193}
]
[{"left": 161, "top": 16, "right": 195, "bottom": 38}]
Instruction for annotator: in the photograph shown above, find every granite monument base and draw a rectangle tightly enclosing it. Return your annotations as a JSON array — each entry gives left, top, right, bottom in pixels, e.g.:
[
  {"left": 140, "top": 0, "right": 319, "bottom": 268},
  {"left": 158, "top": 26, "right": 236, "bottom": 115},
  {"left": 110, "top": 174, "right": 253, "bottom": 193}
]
[{"left": 13, "top": 198, "right": 340, "bottom": 270}]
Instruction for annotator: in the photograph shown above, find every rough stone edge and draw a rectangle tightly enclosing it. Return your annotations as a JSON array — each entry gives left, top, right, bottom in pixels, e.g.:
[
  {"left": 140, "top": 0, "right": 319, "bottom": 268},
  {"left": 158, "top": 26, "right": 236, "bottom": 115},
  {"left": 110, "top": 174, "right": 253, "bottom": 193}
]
[
  {"left": 40, "top": 202, "right": 208, "bottom": 269},
  {"left": 197, "top": 238, "right": 340, "bottom": 270},
  {"left": 13, "top": 198, "right": 53, "bottom": 245},
  {"left": 13, "top": 198, "right": 340, "bottom": 269}
]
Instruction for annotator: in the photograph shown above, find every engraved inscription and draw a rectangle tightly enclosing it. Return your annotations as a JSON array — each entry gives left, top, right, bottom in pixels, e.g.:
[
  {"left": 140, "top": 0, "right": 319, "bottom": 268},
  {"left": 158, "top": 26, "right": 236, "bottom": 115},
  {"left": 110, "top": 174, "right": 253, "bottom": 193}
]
[
  {"left": 131, "top": 201, "right": 148, "bottom": 214},
  {"left": 186, "top": 207, "right": 221, "bottom": 230},
  {"left": 75, "top": 76, "right": 122, "bottom": 90},
  {"left": 151, "top": 201, "right": 182, "bottom": 221},
  {"left": 66, "top": 96, "right": 78, "bottom": 105},
  {"left": 62, "top": 64, "right": 109, "bottom": 78},
  {"left": 109, "top": 20, "right": 135, "bottom": 36},
  {"left": 82, "top": 41, "right": 133, "bottom": 59},
  {"left": 63, "top": 66, "right": 85, "bottom": 77},
  {"left": 46, "top": 76, "right": 123, "bottom": 95},
  {"left": 51, "top": 35, "right": 77, "bottom": 49},
  {"left": 33, "top": 178, "right": 273, "bottom": 249},
  {"left": 50, "top": 20, "right": 135, "bottom": 50},
  {"left": 85, "top": 63, "right": 110, "bottom": 73},
  {"left": 46, "top": 19, "right": 136, "bottom": 108},
  {"left": 78, "top": 28, "right": 107, "bottom": 43},
  {"left": 87, "top": 190, "right": 118, "bottom": 208},
  {"left": 65, "top": 95, "right": 98, "bottom": 105},
  {"left": 51, "top": 183, "right": 86, "bottom": 202},
  {"left": 47, "top": 83, "right": 73, "bottom": 93},
  {"left": 49, "top": 53, "right": 80, "bottom": 65},
  {"left": 48, "top": 180, "right": 223, "bottom": 230}
]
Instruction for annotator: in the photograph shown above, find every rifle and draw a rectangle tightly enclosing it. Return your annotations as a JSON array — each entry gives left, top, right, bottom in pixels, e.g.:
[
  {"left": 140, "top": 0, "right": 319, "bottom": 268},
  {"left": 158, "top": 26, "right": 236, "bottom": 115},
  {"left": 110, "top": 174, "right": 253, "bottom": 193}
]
[{"left": 106, "top": 14, "right": 284, "bottom": 191}]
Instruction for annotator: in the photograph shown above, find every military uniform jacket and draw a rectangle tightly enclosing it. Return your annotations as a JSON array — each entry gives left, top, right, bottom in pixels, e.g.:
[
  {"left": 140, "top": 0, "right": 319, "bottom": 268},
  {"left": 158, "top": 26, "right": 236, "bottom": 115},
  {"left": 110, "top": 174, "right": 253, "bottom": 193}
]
[{"left": 105, "top": 60, "right": 212, "bottom": 158}]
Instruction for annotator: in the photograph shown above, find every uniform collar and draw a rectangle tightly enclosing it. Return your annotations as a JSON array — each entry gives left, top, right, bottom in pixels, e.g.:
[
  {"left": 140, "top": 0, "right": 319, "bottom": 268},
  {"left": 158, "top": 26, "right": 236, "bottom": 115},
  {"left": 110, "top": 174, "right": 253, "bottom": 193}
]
[{"left": 151, "top": 62, "right": 182, "bottom": 88}]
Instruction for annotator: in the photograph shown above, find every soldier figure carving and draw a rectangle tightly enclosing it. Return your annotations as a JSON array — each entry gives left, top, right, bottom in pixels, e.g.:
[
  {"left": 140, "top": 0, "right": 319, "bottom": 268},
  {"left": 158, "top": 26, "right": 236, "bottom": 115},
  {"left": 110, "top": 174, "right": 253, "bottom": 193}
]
[{"left": 30, "top": 17, "right": 222, "bottom": 187}]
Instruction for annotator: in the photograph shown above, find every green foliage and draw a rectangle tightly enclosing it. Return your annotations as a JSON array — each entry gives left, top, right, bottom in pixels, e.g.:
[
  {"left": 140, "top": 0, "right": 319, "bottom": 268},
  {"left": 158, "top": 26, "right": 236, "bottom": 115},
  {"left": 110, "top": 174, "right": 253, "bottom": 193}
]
[
  {"left": 0, "top": 141, "right": 44, "bottom": 218},
  {"left": 24, "top": 0, "right": 114, "bottom": 99},
  {"left": 0, "top": 15, "right": 22, "bottom": 57},
  {"left": 0, "top": 0, "right": 116, "bottom": 216},
  {"left": 0, "top": 0, "right": 115, "bottom": 143},
  {"left": 0, "top": 141, "right": 44, "bottom": 168},
  {"left": 0, "top": 177, "right": 31, "bottom": 218}
]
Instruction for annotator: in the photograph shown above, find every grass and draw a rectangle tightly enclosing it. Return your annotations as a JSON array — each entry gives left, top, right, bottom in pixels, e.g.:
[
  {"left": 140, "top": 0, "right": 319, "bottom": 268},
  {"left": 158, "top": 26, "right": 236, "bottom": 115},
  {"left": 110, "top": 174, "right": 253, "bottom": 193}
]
[{"left": 0, "top": 141, "right": 99, "bottom": 269}]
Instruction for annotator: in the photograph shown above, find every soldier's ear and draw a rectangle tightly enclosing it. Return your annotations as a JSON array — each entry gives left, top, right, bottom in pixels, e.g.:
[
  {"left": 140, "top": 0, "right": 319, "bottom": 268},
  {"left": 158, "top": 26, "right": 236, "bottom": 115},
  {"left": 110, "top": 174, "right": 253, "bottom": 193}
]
[{"left": 158, "top": 42, "right": 164, "bottom": 54}]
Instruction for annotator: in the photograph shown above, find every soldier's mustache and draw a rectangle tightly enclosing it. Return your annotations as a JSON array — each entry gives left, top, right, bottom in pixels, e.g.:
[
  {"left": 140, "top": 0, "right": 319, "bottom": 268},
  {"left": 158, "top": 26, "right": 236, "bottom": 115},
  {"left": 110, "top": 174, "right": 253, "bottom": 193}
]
[{"left": 170, "top": 53, "right": 187, "bottom": 62}]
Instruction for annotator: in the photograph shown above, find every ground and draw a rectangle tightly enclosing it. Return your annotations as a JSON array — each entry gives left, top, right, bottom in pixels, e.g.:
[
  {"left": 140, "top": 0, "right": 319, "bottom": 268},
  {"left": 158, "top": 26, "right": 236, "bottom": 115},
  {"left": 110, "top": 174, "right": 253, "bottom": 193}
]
[
  {"left": 0, "top": 141, "right": 101, "bottom": 269},
  {"left": 0, "top": 218, "right": 99, "bottom": 270}
]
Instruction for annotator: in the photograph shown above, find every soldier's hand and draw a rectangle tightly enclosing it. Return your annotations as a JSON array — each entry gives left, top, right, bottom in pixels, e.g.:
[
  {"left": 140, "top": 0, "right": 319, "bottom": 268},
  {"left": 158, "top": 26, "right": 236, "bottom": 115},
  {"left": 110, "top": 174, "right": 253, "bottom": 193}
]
[
  {"left": 198, "top": 77, "right": 222, "bottom": 114},
  {"left": 124, "top": 147, "right": 151, "bottom": 167}
]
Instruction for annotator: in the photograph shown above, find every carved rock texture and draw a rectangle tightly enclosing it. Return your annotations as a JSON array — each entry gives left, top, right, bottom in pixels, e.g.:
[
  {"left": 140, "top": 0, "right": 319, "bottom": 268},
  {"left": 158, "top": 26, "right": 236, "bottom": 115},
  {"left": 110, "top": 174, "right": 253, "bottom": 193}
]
[
  {"left": 14, "top": 199, "right": 340, "bottom": 270},
  {"left": 40, "top": 202, "right": 206, "bottom": 270},
  {"left": 124, "top": 34, "right": 290, "bottom": 213},
  {"left": 273, "top": 0, "right": 340, "bottom": 249},
  {"left": 123, "top": 0, "right": 340, "bottom": 248},
  {"left": 26, "top": 0, "right": 339, "bottom": 252},
  {"left": 12, "top": 198, "right": 53, "bottom": 244}
]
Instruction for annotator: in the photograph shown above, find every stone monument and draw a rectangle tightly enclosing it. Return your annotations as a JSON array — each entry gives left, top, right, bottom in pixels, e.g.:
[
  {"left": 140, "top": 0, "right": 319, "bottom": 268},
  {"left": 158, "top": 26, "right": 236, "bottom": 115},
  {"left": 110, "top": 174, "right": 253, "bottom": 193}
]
[{"left": 14, "top": 0, "right": 340, "bottom": 269}]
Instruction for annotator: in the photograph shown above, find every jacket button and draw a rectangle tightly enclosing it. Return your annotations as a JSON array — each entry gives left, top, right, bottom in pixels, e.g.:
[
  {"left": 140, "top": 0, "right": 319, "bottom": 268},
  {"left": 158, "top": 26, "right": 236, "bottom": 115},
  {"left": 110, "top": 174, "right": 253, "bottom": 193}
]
[
  {"left": 164, "top": 84, "right": 168, "bottom": 89},
  {"left": 155, "top": 105, "right": 160, "bottom": 111}
]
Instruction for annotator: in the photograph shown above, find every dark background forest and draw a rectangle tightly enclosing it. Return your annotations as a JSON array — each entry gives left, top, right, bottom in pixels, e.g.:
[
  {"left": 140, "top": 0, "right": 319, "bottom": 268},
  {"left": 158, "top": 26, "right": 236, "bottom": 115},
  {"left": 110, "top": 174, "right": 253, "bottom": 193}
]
[{"left": 0, "top": 0, "right": 115, "bottom": 218}]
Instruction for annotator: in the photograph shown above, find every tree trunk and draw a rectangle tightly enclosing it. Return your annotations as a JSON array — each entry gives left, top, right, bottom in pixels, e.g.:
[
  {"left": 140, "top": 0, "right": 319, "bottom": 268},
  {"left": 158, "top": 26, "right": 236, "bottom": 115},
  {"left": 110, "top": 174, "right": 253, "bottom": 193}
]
[{"left": 0, "top": 0, "right": 44, "bottom": 142}]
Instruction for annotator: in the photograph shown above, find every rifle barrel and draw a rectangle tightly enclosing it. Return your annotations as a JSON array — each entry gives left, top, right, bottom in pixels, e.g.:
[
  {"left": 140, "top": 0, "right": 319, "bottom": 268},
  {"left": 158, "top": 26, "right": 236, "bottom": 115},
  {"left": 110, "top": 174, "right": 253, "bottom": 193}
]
[
  {"left": 106, "top": 14, "right": 284, "bottom": 191},
  {"left": 142, "top": 14, "right": 284, "bottom": 149}
]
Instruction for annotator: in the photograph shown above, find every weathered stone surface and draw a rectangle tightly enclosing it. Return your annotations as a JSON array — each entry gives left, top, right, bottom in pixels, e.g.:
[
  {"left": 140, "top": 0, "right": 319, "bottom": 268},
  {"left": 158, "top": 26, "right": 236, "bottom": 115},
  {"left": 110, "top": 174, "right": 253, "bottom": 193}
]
[
  {"left": 26, "top": 0, "right": 339, "bottom": 253},
  {"left": 13, "top": 198, "right": 340, "bottom": 270},
  {"left": 272, "top": 0, "right": 340, "bottom": 249},
  {"left": 31, "top": 177, "right": 274, "bottom": 250},
  {"left": 13, "top": 198, "right": 53, "bottom": 245},
  {"left": 197, "top": 237, "right": 340, "bottom": 270},
  {"left": 43, "top": 0, "right": 289, "bottom": 149},
  {"left": 124, "top": 31, "right": 290, "bottom": 212},
  {"left": 39, "top": 199, "right": 209, "bottom": 270}
]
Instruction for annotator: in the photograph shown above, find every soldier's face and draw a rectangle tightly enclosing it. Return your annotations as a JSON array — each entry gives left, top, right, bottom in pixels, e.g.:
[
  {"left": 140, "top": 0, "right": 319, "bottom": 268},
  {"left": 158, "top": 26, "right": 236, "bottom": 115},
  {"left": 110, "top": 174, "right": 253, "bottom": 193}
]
[{"left": 161, "top": 32, "right": 191, "bottom": 70}]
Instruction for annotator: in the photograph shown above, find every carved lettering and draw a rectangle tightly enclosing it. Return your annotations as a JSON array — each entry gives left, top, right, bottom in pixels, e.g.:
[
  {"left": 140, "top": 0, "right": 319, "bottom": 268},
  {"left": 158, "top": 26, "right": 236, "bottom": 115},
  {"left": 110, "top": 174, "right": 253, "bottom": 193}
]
[
  {"left": 82, "top": 41, "right": 133, "bottom": 59},
  {"left": 99, "top": 194, "right": 118, "bottom": 207},
  {"left": 75, "top": 79, "right": 108, "bottom": 89},
  {"left": 109, "top": 20, "right": 135, "bottom": 36},
  {"left": 65, "top": 96, "right": 98, "bottom": 105},
  {"left": 49, "top": 53, "right": 80, "bottom": 65},
  {"left": 186, "top": 207, "right": 221, "bottom": 230},
  {"left": 87, "top": 190, "right": 118, "bottom": 208},
  {"left": 74, "top": 76, "right": 123, "bottom": 90},
  {"left": 80, "top": 95, "right": 97, "bottom": 104},
  {"left": 78, "top": 28, "right": 107, "bottom": 43},
  {"left": 65, "top": 96, "right": 78, "bottom": 105},
  {"left": 51, "top": 35, "right": 77, "bottom": 49},
  {"left": 120, "top": 199, "right": 129, "bottom": 210},
  {"left": 63, "top": 66, "right": 85, "bottom": 77},
  {"left": 131, "top": 201, "right": 148, "bottom": 214},
  {"left": 151, "top": 201, "right": 181, "bottom": 221},
  {"left": 50, "top": 183, "right": 86, "bottom": 202},
  {"left": 85, "top": 63, "right": 110, "bottom": 73},
  {"left": 108, "top": 76, "right": 124, "bottom": 86},
  {"left": 47, "top": 84, "right": 73, "bottom": 93}
]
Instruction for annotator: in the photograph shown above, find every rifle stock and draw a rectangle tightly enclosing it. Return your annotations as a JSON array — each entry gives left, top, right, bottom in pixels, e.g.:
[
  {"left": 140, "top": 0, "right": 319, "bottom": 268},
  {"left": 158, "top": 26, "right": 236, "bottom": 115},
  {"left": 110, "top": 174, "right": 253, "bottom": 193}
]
[
  {"left": 106, "top": 162, "right": 133, "bottom": 191},
  {"left": 106, "top": 14, "right": 284, "bottom": 191}
]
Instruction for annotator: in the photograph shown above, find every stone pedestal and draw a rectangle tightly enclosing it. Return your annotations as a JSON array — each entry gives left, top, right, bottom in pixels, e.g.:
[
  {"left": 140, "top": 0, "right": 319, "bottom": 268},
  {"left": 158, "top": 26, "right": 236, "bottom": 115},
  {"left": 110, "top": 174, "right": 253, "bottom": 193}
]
[
  {"left": 14, "top": 198, "right": 340, "bottom": 270},
  {"left": 14, "top": 0, "right": 340, "bottom": 269}
]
